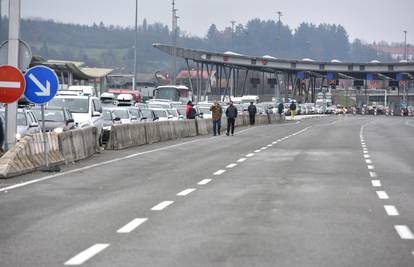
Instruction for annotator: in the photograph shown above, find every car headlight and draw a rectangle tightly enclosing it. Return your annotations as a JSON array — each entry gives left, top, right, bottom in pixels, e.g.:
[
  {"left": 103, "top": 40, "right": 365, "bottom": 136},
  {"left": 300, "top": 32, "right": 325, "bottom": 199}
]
[
  {"left": 53, "top": 127, "right": 64, "bottom": 134},
  {"left": 15, "top": 133, "right": 22, "bottom": 140}
]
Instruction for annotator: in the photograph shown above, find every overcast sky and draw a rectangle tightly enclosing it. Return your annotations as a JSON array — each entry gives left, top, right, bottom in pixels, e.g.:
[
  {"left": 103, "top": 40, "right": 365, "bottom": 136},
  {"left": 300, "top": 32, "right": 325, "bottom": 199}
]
[{"left": 3, "top": 0, "right": 413, "bottom": 44}]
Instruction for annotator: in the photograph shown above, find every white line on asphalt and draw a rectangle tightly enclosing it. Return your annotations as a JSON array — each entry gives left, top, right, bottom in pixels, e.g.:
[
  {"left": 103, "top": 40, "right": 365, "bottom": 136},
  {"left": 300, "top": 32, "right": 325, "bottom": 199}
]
[
  {"left": 177, "top": 188, "right": 196, "bottom": 196},
  {"left": 237, "top": 158, "right": 247, "bottom": 163},
  {"left": 367, "top": 165, "right": 375, "bottom": 170},
  {"left": 151, "top": 201, "right": 174, "bottom": 211},
  {"left": 267, "top": 144, "right": 272, "bottom": 147},
  {"left": 117, "top": 218, "right": 148, "bottom": 233},
  {"left": 394, "top": 225, "right": 414, "bottom": 240},
  {"left": 64, "top": 244, "right": 110, "bottom": 266},
  {"left": 214, "top": 169, "right": 226, "bottom": 176},
  {"left": 226, "top": 163, "right": 237, "bottom": 169},
  {"left": 254, "top": 150, "right": 261, "bottom": 153},
  {"left": 272, "top": 141, "right": 278, "bottom": 144},
  {"left": 371, "top": 180, "right": 382, "bottom": 187},
  {"left": 361, "top": 145, "right": 367, "bottom": 148},
  {"left": 376, "top": 191, "right": 389, "bottom": 200},
  {"left": 277, "top": 139, "right": 282, "bottom": 142},
  {"left": 366, "top": 159, "right": 373, "bottom": 164},
  {"left": 369, "top": 172, "right": 377, "bottom": 178},
  {"left": 246, "top": 153, "right": 255, "bottom": 157},
  {"left": 384, "top": 205, "right": 399, "bottom": 216},
  {"left": 364, "top": 154, "right": 370, "bottom": 158},
  {"left": 261, "top": 147, "right": 268, "bottom": 150},
  {"left": 198, "top": 179, "right": 212, "bottom": 185},
  {"left": 363, "top": 151, "right": 369, "bottom": 154}
]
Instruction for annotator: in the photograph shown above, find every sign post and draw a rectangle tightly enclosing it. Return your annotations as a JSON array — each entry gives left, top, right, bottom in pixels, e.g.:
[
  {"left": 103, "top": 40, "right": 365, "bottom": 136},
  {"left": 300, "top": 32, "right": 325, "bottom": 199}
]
[{"left": 24, "top": 66, "right": 59, "bottom": 171}]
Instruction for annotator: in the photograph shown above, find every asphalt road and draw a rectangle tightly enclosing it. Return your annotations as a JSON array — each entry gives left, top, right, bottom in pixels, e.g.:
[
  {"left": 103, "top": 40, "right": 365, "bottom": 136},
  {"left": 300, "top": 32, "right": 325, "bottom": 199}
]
[{"left": 0, "top": 116, "right": 413, "bottom": 267}]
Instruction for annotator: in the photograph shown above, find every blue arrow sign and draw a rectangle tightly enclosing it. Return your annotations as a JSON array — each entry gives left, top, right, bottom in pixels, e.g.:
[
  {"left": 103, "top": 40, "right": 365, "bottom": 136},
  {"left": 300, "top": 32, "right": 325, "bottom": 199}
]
[{"left": 24, "top": 66, "right": 58, "bottom": 104}]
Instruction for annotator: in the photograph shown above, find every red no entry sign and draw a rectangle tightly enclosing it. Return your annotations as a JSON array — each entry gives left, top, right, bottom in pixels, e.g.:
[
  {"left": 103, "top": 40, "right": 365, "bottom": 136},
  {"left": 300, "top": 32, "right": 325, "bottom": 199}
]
[{"left": 0, "top": 65, "right": 26, "bottom": 103}]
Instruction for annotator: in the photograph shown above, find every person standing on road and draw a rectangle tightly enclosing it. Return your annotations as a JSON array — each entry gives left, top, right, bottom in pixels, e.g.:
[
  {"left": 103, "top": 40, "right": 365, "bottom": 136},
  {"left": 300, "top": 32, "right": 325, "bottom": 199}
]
[
  {"left": 289, "top": 101, "right": 297, "bottom": 120},
  {"left": 247, "top": 101, "right": 257, "bottom": 126},
  {"left": 225, "top": 101, "right": 238, "bottom": 136},
  {"left": 210, "top": 101, "right": 223, "bottom": 136},
  {"left": 278, "top": 102, "right": 284, "bottom": 119}
]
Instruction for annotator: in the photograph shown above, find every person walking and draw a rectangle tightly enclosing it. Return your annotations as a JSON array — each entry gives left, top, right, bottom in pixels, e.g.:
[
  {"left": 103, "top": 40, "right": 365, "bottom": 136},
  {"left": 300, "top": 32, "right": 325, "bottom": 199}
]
[
  {"left": 225, "top": 101, "right": 238, "bottom": 136},
  {"left": 210, "top": 101, "right": 223, "bottom": 136},
  {"left": 289, "top": 101, "right": 297, "bottom": 120},
  {"left": 247, "top": 101, "right": 257, "bottom": 126},
  {"left": 278, "top": 102, "right": 284, "bottom": 119}
]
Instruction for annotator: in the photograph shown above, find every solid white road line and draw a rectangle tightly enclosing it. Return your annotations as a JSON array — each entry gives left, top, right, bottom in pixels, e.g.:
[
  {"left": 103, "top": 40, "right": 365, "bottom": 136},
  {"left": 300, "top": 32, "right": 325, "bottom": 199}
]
[
  {"left": 237, "top": 158, "right": 246, "bottom": 163},
  {"left": 214, "top": 169, "right": 226, "bottom": 176},
  {"left": 151, "top": 201, "right": 174, "bottom": 211},
  {"left": 371, "top": 180, "right": 382, "bottom": 187},
  {"left": 394, "top": 225, "right": 414, "bottom": 240},
  {"left": 369, "top": 172, "right": 377, "bottom": 178},
  {"left": 367, "top": 165, "right": 375, "bottom": 170},
  {"left": 198, "top": 179, "right": 212, "bottom": 185},
  {"left": 177, "top": 188, "right": 196, "bottom": 196},
  {"left": 117, "top": 218, "right": 148, "bottom": 233},
  {"left": 226, "top": 163, "right": 237, "bottom": 169},
  {"left": 366, "top": 159, "right": 373, "bottom": 164},
  {"left": 384, "top": 205, "right": 399, "bottom": 216},
  {"left": 376, "top": 191, "right": 390, "bottom": 200},
  {"left": 64, "top": 244, "right": 110, "bottom": 266},
  {"left": 246, "top": 153, "right": 255, "bottom": 157}
]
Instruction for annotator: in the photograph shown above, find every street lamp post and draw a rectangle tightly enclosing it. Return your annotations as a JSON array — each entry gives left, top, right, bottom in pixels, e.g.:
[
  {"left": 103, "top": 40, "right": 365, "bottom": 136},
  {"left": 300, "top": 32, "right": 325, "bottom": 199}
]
[
  {"left": 133, "top": 0, "right": 138, "bottom": 91},
  {"left": 404, "top": 30, "right": 408, "bottom": 60}
]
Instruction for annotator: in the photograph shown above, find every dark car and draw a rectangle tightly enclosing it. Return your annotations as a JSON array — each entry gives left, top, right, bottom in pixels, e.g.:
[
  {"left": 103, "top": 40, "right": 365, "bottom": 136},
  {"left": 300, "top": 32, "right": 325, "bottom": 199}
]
[{"left": 32, "top": 107, "right": 75, "bottom": 133}]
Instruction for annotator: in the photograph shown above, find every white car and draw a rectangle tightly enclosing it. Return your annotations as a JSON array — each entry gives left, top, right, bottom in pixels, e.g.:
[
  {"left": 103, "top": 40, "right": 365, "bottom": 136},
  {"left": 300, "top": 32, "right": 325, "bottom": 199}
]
[
  {"left": 48, "top": 95, "right": 104, "bottom": 143},
  {"left": 151, "top": 108, "right": 172, "bottom": 121}
]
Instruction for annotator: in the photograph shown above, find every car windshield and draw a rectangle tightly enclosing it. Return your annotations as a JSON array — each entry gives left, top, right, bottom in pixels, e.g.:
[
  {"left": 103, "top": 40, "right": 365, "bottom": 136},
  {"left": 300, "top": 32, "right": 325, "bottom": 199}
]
[
  {"left": 129, "top": 109, "right": 140, "bottom": 118},
  {"left": 140, "top": 109, "right": 152, "bottom": 118},
  {"left": 32, "top": 109, "right": 65, "bottom": 122},
  {"left": 0, "top": 111, "right": 27, "bottom": 125},
  {"left": 112, "top": 110, "right": 129, "bottom": 119},
  {"left": 153, "top": 110, "right": 168, "bottom": 117},
  {"left": 102, "top": 110, "right": 112, "bottom": 121},
  {"left": 48, "top": 98, "right": 89, "bottom": 113}
]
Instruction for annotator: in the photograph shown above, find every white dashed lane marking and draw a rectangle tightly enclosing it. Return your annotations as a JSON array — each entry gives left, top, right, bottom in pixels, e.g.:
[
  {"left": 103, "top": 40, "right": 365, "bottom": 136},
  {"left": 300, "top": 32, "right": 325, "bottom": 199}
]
[
  {"left": 177, "top": 188, "right": 196, "bottom": 196},
  {"left": 226, "top": 163, "right": 237, "bottom": 169},
  {"left": 151, "top": 201, "right": 174, "bottom": 211},
  {"left": 198, "top": 179, "right": 212, "bottom": 185},
  {"left": 254, "top": 150, "right": 261, "bottom": 153},
  {"left": 64, "top": 244, "right": 110, "bottom": 266},
  {"left": 272, "top": 141, "right": 278, "bottom": 144},
  {"left": 366, "top": 159, "right": 373, "bottom": 164},
  {"left": 384, "top": 205, "right": 399, "bottom": 216},
  {"left": 369, "top": 172, "right": 377, "bottom": 178},
  {"left": 214, "top": 170, "right": 226, "bottom": 176},
  {"left": 376, "top": 191, "right": 390, "bottom": 200},
  {"left": 394, "top": 225, "right": 414, "bottom": 240},
  {"left": 117, "top": 218, "right": 148, "bottom": 233},
  {"left": 364, "top": 154, "right": 370, "bottom": 158},
  {"left": 237, "top": 158, "right": 246, "bottom": 163},
  {"left": 267, "top": 144, "right": 272, "bottom": 147},
  {"left": 367, "top": 165, "right": 375, "bottom": 170},
  {"left": 371, "top": 180, "right": 382, "bottom": 187},
  {"left": 246, "top": 153, "right": 255, "bottom": 157}
]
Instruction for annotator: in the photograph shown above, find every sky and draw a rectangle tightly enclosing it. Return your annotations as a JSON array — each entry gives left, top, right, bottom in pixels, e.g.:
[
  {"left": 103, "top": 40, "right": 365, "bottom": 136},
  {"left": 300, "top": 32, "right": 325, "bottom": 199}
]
[{"left": 2, "top": 0, "right": 413, "bottom": 44}]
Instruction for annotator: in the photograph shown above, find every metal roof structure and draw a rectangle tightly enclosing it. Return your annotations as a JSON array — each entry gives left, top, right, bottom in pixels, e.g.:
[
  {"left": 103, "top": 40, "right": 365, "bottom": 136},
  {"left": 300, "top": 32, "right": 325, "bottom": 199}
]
[{"left": 153, "top": 43, "right": 414, "bottom": 81}]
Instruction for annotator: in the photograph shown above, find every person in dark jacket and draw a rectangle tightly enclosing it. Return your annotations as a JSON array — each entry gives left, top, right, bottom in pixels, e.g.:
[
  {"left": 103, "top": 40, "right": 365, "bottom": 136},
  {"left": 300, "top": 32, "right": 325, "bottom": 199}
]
[
  {"left": 185, "top": 101, "right": 193, "bottom": 118},
  {"left": 225, "top": 101, "right": 238, "bottom": 136},
  {"left": 278, "top": 102, "right": 284, "bottom": 119},
  {"left": 247, "top": 102, "right": 257, "bottom": 126},
  {"left": 187, "top": 103, "right": 197, "bottom": 119},
  {"left": 289, "top": 101, "right": 297, "bottom": 119}
]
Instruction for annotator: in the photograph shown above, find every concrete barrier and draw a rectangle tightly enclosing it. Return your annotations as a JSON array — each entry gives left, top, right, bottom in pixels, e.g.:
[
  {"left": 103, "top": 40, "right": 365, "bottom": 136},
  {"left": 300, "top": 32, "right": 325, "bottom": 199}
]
[
  {"left": 195, "top": 118, "right": 209, "bottom": 135},
  {"left": 58, "top": 127, "right": 98, "bottom": 164},
  {"left": 106, "top": 123, "right": 147, "bottom": 150},
  {"left": 0, "top": 132, "right": 64, "bottom": 178},
  {"left": 144, "top": 122, "right": 161, "bottom": 144}
]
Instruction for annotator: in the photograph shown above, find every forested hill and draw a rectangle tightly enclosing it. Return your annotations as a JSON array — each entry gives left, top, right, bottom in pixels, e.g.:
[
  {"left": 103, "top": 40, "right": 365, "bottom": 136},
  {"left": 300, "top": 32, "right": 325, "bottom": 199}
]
[{"left": 0, "top": 17, "right": 392, "bottom": 73}]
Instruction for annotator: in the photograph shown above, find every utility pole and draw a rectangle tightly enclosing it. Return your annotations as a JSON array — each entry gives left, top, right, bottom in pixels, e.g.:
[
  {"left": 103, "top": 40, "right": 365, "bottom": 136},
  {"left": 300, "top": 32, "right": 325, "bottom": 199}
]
[
  {"left": 230, "top": 20, "right": 236, "bottom": 50},
  {"left": 5, "top": 0, "right": 20, "bottom": 150},
  {"left": 133, "top": 0, "right": 138, "bottom": 91},
  {"left": 277, "top": 11, "right": 283, "bottom": 41},
  {"left": 404, "top": 30, "right": 408, "bottom": 60},
  {"left": 172, "top": 0, "right": 178, "bottom": 85}
]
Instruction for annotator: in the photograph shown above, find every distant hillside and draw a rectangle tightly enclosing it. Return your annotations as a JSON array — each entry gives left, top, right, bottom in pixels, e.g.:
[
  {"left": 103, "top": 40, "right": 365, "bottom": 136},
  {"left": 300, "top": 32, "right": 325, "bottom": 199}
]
[{"left": 0, "top": 17, "right": 393, "bottom": 74}]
